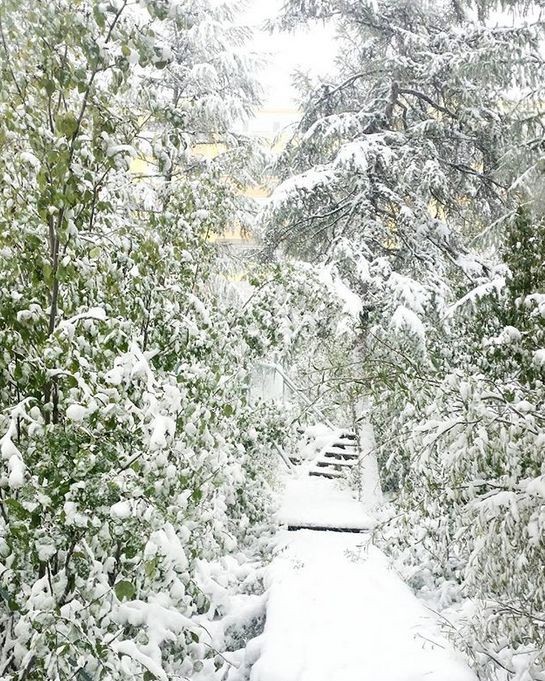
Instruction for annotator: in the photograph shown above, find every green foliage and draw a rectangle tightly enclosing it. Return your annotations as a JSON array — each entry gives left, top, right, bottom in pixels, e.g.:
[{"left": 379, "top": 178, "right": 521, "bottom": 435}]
[
  {"left": 373, "top": 207, "right": 545, "bottom": 679},
  {"left": 0, "top": 1, "right": 289, "bottom": 678}
]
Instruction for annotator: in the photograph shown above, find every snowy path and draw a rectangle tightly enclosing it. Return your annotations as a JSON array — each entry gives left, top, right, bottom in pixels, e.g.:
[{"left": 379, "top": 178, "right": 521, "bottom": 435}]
[
  {"left": 249, "top": 474, "right": 477, "bottom": 681},
  {"left": 278, "top": 473, "right": 376, "bottom": 531}
]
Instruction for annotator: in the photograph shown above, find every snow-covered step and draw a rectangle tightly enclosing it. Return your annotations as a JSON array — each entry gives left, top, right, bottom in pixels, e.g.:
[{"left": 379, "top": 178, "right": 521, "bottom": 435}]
[
  {"left": 315, "top": 458, "right": 355, "bottom": 468},
  {"left": 322, "top": 448, "right": 358, "bottom": 460},
  {"left": 331, "top": 440, "right": 358, "bottom": 449},
  {"left": 292, "top": 426, "right": 359, "bottom": 478},
  {"left": 327, "top": 442, "right": 358, "bottom": 450},
  {"left": 337, "top": 431, "right": 357, "bottom": 441},
  {"left": 310, "top": 428, "right": 359, "bottom": 478},
  {"left": 278, "top": 474, "right": 376, "bottom": 532},
  {"left": 308, "top": 467, "right": 344, "bottom": 478}
]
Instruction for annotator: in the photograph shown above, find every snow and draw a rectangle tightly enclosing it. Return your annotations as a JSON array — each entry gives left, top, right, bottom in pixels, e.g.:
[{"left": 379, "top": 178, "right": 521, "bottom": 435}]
[
  {"left": 58, "top": 307, "right": 107, "bottom": 329},
  {"left": 296, "top": 424, "right": 339, "bottom": 461},
  {"left": 20, "top": 151, "right": 41, "bottom": 169},
  {"left": 185, "top": 422, "right": 198, "bottom": 437},
  {"left": 0, "top": 423, "right": 21, "bottom": 459},
  {"left": 525, "top": 475, "right": 545, "bottom": 498},
  {"left": 8, "top": 453, "right": 25, "bottom": 489},
  {"left": 474, "top": 491, "right": 519, "bottom": 519},
  {"left": 389, "top": 272, "right": 429, "bottom": 315},
  {"left": 532, "top": 348, "right": 545, "bottom": 367},
  {"left": 278, "top": 474, "right": 376, "bottom": 531},
  {"left": 105, "top": 143, "right": 135, "bottom": 158},
  {"left": 333, "top": 277, "right": 362, "bottom": 317},
  {"left": 1, "top": 420, "right": 25, "bottom": 488},
  {"left": 446, "top": 277, "right": 505, "bottom": 316},
  {"left": 36, "top": 540, "right": 56, "bottom": 562},
  {"left": 391, "top": 305, "right": 426, "bottom": 344},
  {"left": 334, "top": 136, "right": 398, "bottom": 173},
  {"left": 250, "top": 454, "right": 477, "bottom": 681},
  {"left": 66, "top": 403, "right": 89, "bottom": 422},
  {"left": 490, "top": 325, "right": 521, "bottom": 346},
  {"left": 318, "top": 265, "right": 362, "bottom": 318},
  {"left": 514, "top": 399, "right": 534, "bottom": 413},
  {"left": 150, "top": 414, "right": 176, "bottom": 449},
  {"left": 105, "top": 366, "right": 124, "bottom": 385},
  {"left": 252, "top": 529, "right": 477, "bottom": 681},
  {"left": 63, "top": 501, "right": 89, "bottom": 528},
  {"left": 270, "top": 166, "right": 335, "bottom": 206},
  {"left": 110, "top": 501, "right": 132, "bottom": 520},
  {"left": 113, "top": 600, "right": 196, "bottom": 681},
  {"left": 144, "top": 523, "right": 189, "bottom": 571},
  {"left": 111, "top": 639, "right": 167, "bottom": 681}
]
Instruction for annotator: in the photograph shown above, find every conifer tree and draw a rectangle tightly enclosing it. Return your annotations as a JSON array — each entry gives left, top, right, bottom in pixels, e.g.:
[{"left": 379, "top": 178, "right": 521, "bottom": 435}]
[{"left": 264, "top": 2, "right": 545, "bottom": 678}]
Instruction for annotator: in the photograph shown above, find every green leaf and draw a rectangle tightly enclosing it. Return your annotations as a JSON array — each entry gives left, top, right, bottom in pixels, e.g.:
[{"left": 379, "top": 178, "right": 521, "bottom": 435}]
[
  {"left": 93, "top": 5, "right": 106, "bottom": 28},
  {"left": 223, "top": 404, "right": 234, "bottom": 417},
  {"left": 144, "top": 558, "right": 158, "bottom": 577},
  {"left": 57, "top": 113, "right": 79, "bottom": 138},
  {"left": 192, "top": 488, "right": 202, "bottom": 503},
  {"left": 4, "top": 498, "right": 29, "bottom": 519},
  {"left": 0, "top": 585, "right": 19, "bottom": 612},
  {"left": 44, "top": 79, "right": 55, "bottom": 97},
  {"left": 124, "top": 544, "right": 139, "bottom": 560},
  {"left": 114, "top": 580, "right": 135, "bottom": 601}
]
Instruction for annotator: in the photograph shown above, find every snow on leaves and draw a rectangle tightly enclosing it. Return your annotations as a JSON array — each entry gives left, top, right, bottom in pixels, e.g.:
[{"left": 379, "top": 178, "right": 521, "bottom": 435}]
[{"left": 0, "top": 1, "right": 283, "bottom": 679}]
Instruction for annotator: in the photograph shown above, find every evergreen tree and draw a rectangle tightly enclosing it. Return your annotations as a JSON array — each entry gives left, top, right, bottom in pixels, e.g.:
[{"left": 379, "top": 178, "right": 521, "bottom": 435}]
[
  {"left": 263, "top": 1, "right": 545, "bottom": 678},
  {"left": 265, "top": 0, "right": 545, "bottom": 315}
]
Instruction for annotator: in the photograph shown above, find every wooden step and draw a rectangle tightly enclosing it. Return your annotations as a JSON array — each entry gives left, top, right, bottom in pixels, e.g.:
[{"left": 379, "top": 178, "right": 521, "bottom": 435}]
[
  {"left": 323, "top": 450, "right": 358, "bottom": 460},
  {"left": 287, "top": 524, "right": 369, "bottom": 534},
  {"left": 330, "top": 443, "right": 358, "bottom": 451},
  {"left": 309, "top": 468, "right": 344, "bottom": 479},
  {"left": 315, "top": 459, "right": 356, "bottom": 468},
  {"left": 338, "top": 432, "right": 357, "bottom": 441},
  {"left": 328, "top": 443, "right": 358, "bottom": 453}
]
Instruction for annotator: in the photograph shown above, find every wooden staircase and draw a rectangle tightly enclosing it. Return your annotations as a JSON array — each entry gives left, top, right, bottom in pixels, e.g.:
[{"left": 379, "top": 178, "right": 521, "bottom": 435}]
[
  {"left": 252, "top": 362, "right": 361, "bottom": 480},
  {"left": 309, "top": 431, "right": 359, "bottom": 479}
]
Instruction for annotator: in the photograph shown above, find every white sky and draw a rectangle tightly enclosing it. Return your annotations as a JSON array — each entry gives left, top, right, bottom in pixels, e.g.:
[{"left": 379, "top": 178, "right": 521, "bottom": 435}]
[{"left": 243, "top": 0, "right": 338, "bottom": 110}]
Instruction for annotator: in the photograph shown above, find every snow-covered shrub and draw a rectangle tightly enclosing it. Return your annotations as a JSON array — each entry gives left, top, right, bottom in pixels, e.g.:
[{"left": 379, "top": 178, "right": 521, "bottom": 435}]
[
  {"left": 375, "top": 209, "right": 545, "bottom": 680},
  {"left": 0, "top": 1, "right": 290, "bottom": 678}
]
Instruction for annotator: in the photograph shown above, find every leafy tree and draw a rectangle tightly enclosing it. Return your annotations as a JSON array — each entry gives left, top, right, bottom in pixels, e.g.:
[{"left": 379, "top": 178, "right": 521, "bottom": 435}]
[
  {"left": 0, "top": 1, "right": 291, "bottom": 678},
  {"left": 383, "top": 206, "right": 545, "bottom": 679}
]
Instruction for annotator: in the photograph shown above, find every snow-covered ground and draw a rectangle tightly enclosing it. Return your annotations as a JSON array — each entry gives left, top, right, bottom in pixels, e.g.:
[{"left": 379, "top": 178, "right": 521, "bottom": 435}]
[
  {"left": 252, "top": 529, "right": 476, "bottom": 681},
  {"left": 278, "top": 473, "right": 376, "bottom": 531},
  {"left": 244, "top": 474, "right": 477, "bottom": 681}
]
